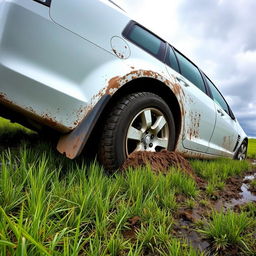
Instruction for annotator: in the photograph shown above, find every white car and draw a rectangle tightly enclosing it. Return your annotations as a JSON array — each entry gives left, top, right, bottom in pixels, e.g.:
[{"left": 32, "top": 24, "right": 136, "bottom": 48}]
[{"left": 0, "top": 0, "right": 248, "bottom": 170}]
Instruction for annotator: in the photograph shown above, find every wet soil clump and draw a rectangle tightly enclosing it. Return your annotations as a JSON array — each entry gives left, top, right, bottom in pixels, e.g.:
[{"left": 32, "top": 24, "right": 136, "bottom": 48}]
[{"left": 121, "top": 150, "right": 196, "bottom": 178}]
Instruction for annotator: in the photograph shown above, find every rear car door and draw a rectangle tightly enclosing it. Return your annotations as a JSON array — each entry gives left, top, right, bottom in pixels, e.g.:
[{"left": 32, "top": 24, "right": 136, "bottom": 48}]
[
  {"left": 165, "top": 46, "right": 216, "bottom": 153},
  {"left": 204, "top": 75, "right": 238, "bottom": 157}
]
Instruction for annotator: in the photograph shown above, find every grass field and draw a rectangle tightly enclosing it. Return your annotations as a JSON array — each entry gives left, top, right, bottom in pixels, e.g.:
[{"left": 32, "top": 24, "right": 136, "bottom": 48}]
[
  {"left": 248, "top": 138, "right": 256, "bottom": 159},
  {"left": 0, "top": 118, "right": 255, "bottom": 255}
]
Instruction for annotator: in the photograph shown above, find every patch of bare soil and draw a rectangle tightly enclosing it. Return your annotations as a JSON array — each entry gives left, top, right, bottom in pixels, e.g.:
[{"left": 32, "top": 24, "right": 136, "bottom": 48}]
[
  {"left": 121, "top": 150, "right": 197, "bottom": 178},
  {"left": 122, "top": 216, "right": 141, "bottom": 242}
]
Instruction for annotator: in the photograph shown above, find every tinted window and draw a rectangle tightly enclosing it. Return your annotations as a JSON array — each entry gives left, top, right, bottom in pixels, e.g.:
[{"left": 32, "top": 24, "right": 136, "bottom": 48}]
[
  {"left": 206, "top": 77, "right": 230, "bottom": 114},
  {"left": 175, "top": 51, "right": 206, "bottom": 93},
  {"left": 166, "top": 46, "right": 179, "bottom": 73},
  {"left": 128, "top": 25, "right": 162, "bottom": 56}
]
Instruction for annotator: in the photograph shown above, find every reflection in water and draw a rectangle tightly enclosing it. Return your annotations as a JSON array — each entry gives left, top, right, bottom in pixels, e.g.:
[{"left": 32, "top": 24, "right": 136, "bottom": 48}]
[{"left": 230, "top": 173, "right": 256, "bottom": 206}]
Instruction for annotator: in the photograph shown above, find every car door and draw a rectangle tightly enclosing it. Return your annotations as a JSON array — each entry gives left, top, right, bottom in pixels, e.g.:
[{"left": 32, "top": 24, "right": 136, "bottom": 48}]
[
  {"left": 165, "top": 45, "right": 216, "bottom": 153},
  {"left": 204, "top": 75, "right": 238, "bottom": 157}
]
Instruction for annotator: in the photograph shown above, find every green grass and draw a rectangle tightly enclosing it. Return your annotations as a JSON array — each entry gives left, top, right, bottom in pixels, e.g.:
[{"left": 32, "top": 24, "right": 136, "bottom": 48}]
[
  {"left": 191, "top": 158, "right": 251, "bottom": 196},
  {"left": 240, "top": 202, "right": 256, "bottom": 218},
  {"left": 0, "top": 117, "right": 255, "bottom": 255},
  {"left": 0, "top": 144, "right": 200, "bottom": 255},
  {"left": 191, "top": 158, "right": 251, "bottom": 182},
  {"left": 249, "top": 179, "right": 256, "bottom": 191},
  {"left": 248, "top": 138, "right": 256, "bottom": 159},
  {"left": 198, "top": 210, "right": 255, "bottom": 253}
]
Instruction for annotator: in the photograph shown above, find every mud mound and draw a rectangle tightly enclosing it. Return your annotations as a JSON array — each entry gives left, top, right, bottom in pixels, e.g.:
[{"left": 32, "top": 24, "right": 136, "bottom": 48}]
[{"left": 121, "top": 150, "right": 196, "bottom": 178}]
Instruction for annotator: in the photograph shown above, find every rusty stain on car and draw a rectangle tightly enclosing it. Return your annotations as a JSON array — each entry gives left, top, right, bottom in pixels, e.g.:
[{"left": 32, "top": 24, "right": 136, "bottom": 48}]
[
  {"left": 180, "top": 149, "right": 214, "bottom": 159},
  {"left": 90, "top": 69, "right": 186, "bottom": 113},
  {"left": 112, "top": 48, "right": 125, "bottom": 59},
  {"left": 0, "top": 92, "right": 71, "bottom": 132},
  {"left": 105, "top": 76, "right": 121, "bottom": 94},
  {"left": 223, "top": 135, "right": 232, "bottom": 149},
  {"left": 102, "top": 70, "right": 186, "bottom": 100},
  {"left": 187, "top": 111, "right": 201, "bottom": 140}
]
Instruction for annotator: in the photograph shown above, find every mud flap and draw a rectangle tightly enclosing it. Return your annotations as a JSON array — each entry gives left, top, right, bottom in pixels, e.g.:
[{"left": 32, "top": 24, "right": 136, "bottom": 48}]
[{"left": 57, "top": 95, "right": 111, "bottom": 159}]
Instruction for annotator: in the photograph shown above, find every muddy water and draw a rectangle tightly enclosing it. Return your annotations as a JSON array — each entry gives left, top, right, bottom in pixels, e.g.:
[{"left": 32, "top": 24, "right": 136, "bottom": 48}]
[{"left": 228, "top": 171, "right": 256, "bottom": 207}]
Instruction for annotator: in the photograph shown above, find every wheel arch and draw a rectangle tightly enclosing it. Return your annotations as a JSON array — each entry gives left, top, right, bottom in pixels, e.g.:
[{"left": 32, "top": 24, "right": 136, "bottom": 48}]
[
  {"left": 93, "top": 77, "right": 183, "bottom": 148},
  {"left": 57, "top": 75, "right": 184, "bottom": 159}
]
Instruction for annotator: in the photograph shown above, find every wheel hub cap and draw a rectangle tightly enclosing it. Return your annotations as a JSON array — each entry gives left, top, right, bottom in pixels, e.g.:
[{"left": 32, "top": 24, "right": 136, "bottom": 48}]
[
  {"left": 125, "top": 107, "right": 169, "bottom": 155},
  {"left": 142, "top": 134, "right": 151, "bottom": 145}
]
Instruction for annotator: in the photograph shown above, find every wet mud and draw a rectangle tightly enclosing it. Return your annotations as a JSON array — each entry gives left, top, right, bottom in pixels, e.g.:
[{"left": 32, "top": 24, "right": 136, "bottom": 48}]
[
  {"left": 227, "top": 172, "right": 256, "bottom": 207},
  {"left": 177, "top": 166, "right": 256, "bottom": 254},
  {"left": 121, "top": 150, "right": 196, "bottom": 178}
]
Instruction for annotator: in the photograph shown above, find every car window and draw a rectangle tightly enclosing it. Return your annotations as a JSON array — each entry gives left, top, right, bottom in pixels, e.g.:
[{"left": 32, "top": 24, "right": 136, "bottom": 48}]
[
  {"left": 175, "top": 50, "right": 206, "bottom": 93},
  {"left": 206, "top": 76, "right": 230, "bottom": 114},
  {"left": 127, "top": 25, "right": 162, "bottom": 56},
  {"left": 166, "top": 45, "right": 179, "bottom": 73}
]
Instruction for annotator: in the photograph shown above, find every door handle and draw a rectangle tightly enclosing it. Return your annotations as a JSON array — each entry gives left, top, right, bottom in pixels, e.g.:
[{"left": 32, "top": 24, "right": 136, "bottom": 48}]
[
  {"left": 217, "top": 109, "right": 225, "bottom": 116},
  {"left": 176, "top": 77, "right": 189, "bottom": 87}
]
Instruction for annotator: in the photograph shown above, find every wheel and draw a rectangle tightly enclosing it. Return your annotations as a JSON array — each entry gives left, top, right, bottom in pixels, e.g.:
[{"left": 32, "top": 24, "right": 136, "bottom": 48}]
[
  {"left": 236, "top": 141, "right": 247, "bottom": 160},
  {"left": 98, "top": 92, "right": 176, "bottom": 170}
]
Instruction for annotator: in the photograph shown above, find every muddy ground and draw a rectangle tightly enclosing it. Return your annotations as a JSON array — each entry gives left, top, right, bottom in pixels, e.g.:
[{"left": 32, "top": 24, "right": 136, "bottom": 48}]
[
  {"left": 173, "top": 167, "right": 256, "bottom": 255},
  {"left": 122, "top": 152, "right": 256, "bottom": 255}
]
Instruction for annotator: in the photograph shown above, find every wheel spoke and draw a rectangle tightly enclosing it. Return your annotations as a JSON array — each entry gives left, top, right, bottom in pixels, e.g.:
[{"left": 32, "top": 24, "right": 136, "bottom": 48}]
[
  {"left": 127, "top": 126, "right": 143, "bottom": 141},
  {"left": 126, "top": 106, "right": 170, "bottom": 155},
  {"left": 241, "top": 145, "right": 247, "bottom": 154},
  {"left": 151, "top": 116, "right": 167, "bottom": 134},
  {"left": 134, "top": 143, "right": 144, "bottom": 151},
  {"left": 155, "top": 138, "right": 168, "bottom": 148},
  {"left": 141, "top": 109, "right": 152, "bottom": 130}
]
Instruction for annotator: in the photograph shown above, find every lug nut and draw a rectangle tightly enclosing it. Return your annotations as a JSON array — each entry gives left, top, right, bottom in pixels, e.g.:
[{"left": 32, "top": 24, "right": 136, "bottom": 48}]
[
  {"left": 151, "top": 135, "right": 154, "bottom": 139},
  {"left": 144, "top": 146, "right": 147, "bottom": 150},
  {"left": 149, "top": 143, "right": 153, "bottom": 147}
]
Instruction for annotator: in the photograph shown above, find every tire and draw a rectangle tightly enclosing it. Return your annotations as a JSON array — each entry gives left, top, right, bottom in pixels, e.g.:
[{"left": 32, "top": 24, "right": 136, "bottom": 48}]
[
  {"left": 98, "top": 92, "right": 176, "bottom": 170},
  {"left": 235, "top": 141, "right": 247, "bottom": 160}
]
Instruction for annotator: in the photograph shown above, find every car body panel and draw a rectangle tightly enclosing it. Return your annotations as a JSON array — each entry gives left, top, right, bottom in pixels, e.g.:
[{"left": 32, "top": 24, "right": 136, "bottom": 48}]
[{"left": 0, "top": 0, "right": 248, "bottom": 160}]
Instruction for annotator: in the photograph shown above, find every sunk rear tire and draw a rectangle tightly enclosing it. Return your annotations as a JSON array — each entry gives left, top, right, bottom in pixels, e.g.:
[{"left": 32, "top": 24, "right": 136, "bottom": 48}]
[
  {"left": 236, "top": 141, "right": 247, "bottom": 160},
  {"left": 98, "top": 92, "right": 176, "bottom": 171}
]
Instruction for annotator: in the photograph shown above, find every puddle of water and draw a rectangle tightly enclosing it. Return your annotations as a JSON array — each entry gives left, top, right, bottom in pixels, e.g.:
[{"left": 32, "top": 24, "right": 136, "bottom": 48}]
[
  {"left": 229, "top": 173, "right": 256, "bottom": 206},
  {"left": 178, "top": 219, "right": 210, "bottom": 252},
  {"left": 244, "top": 173, "right": 256, "bottom": 180}
]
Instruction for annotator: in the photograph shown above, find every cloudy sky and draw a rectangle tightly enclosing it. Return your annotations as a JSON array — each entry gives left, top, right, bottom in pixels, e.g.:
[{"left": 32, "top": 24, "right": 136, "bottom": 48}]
[{"left": 117, "top": 0, "right": 256, "bottom": 137}]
